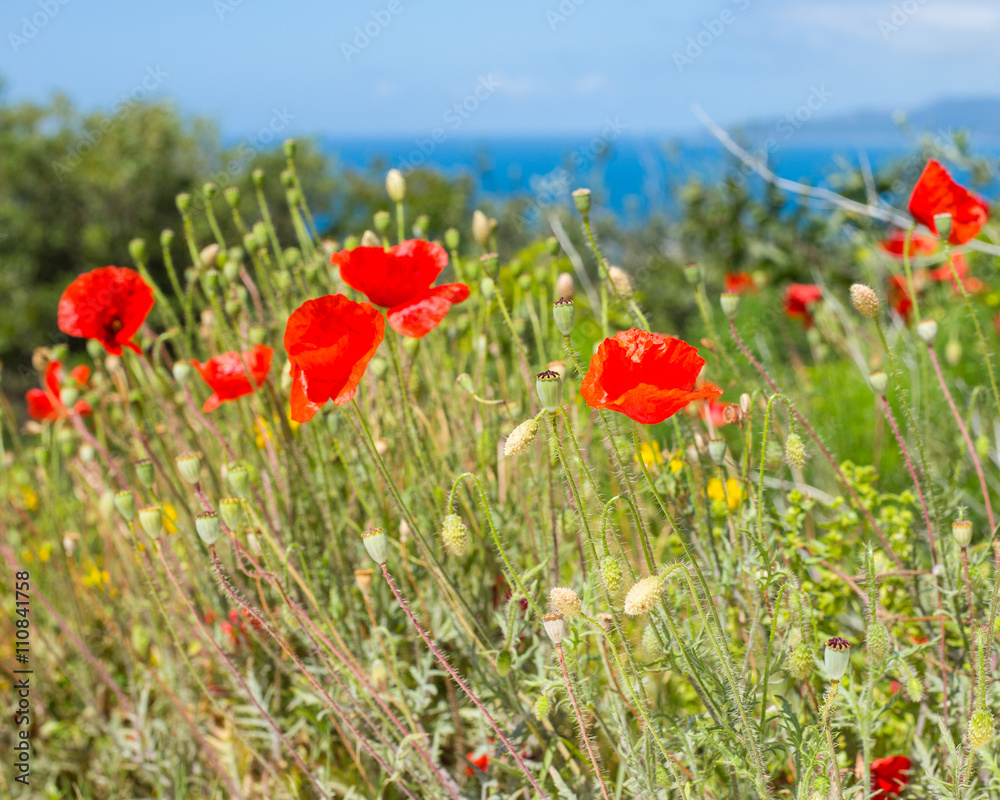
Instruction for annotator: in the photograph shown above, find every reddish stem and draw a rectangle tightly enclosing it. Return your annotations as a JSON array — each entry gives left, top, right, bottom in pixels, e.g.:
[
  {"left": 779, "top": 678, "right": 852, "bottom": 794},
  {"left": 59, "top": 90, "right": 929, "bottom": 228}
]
[{"left": 556, "top": 644, "right": 612, "bottom": 800}]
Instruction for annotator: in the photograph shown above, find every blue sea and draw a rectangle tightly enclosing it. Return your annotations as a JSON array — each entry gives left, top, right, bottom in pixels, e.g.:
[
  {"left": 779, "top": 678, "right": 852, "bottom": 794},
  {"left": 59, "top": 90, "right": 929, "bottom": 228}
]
[{"left": 319, "top": 136, "right": 999, "bottom": 220}]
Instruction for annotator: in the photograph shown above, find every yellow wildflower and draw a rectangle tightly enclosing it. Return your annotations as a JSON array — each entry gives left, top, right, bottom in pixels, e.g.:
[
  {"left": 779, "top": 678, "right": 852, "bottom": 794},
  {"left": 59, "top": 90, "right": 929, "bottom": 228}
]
[
  {"left": 707, "top": 477, "right": 744, "bottom": 510},
  {"left": 20, "top": 486, "right": 39, "bottom": 512},
  {"left": 636, "top": 441, "right": 663, "bottom": 470},
  {"left": 162, "top": 504, "right": 179, "bottom": 535},
  {"left": 669, "top": 456, "right": 684, "bottom": 473}
]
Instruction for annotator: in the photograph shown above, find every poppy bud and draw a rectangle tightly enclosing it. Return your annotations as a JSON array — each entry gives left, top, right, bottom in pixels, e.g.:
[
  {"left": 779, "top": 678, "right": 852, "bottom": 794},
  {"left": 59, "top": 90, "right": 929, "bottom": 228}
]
[
  {"left": 227, "top": 464, "right": 250, "bottom": 498},
  {"left": 251, "top": 168, "right": 265, "bottom": 187},
  {"left": 556, "top": 272, "right": 574, "bottom": 299},
  {"left": 277, "top": 137, "right": 295, "bottom": 159},
  {"left": 343, "top": 234, "right": 359, "bottom": 251},
  {"left": 360, "top": 230, "right": 381, "bottom": 248},
  {"left": 866, "top": 622, "right": 890, "bottom": 664},
  {"left": 542, "top": 612, "right": 566, "bottom": 645},
  {"left": 969, "top": 709, "right": 995, "bottom": 751},
  {"left": 385, "top": 168, "right": 406, "bottom": 202},
  {"left": 280, "top": 173, "right": 295, "bottom": 194},
  {"left": 607, "top": 265, "right": 633, "bottom": 298},
  {"left": 850, "top": 283, "right": 880, "bottom": 319},
  {"left": 496, "top": 649, "right": 512, "bottom": 676},
  {"left": 134, "top": 458, "right": 155, "bottom": 488},
  {"left": 219, "top": 497, "right": 243, "bottom": 531},
  {"left": 138, "top": 506, "right": 163, "bottom": 539},
  {"left": 114, "top": 490, "right": 136, "bottom": 521},
  {"left": 175, "top": 193, "right": 192, "bottom": 214},
  {"left": 172, "top": 362, "right": 192, "bottom": 385},
  {"left": 933, "top": 212, "right": 953, "bottom": 241},
  {"left": 440, "top": 513, "right": 469, "bottom": 556},
  {"left": 354, "top": 568, "right": 374, "bottom": 595},
  {"left": 785, "top": 433, "right": 806, "bottom": 470},
  {"left": 252, "top": 222, "right": 269, "bottom": 250},
  {"left": 201, "top": 182, "right": 218, "bottom": 201},
  {"left": 129, "top": 238, "right": 148, "bottom": 265},
  {"left": 175, "top": 451, "right": 202, "bottom": 484},
  {"left": 953, "top": 519, "right": 973, "bottom": 548},
  {"left": 740, "top": 393, "right": 752, "bottom": 416},
  {"left": 504, "top": 418, "right": 539, "bottom": 457},
  {"left": 533, "top": 694, "right": 551, "bottom": 720},
  {"left": 536, "top": 370, "right": 562, "bottom": 413},
  {"left": 868, "top": 370, "right": 889, "bottom": 397},
  {"left": 59, "top": 386, "right": 79, "bottom": 408},
  {"left": 373, "top": 210, "right": 391, "bottom": 235},
  {"left": 201, "top": 269, "right": 220, "bottom": 295},
  {"left": 160, "top": 228, "right": 175, "bottom": 248},
  {"left": 788, "top": 642, "right": 813, "bottom": 680},
  {"left": 362, "top": 527, "right": 388, "bottom": 565},
  {"left": 549, "top": 587, "right": 582, "bottom": 617},
  {"left": 444, "top": 227, "right": 460, "bottom": 250},
  {"left": 413, "top": 214, "right": 430, "bottom": 239},
  {"left": 472, "top": 210, "right": 490, "bottom": 247},
  {"left": 904, "top": 675, "right": 923, "bottom": 703},
  {"left": 683, "top": 263, "right": 702, "bottom": 284},
  {"left": 553, "top": 297, "right": 575, "bottom": 335},
  {"left": 824, "top": 637, "right": 851, "bottom": 681},
  {"left": 720, "top": 291, "right": 740, "bottom": 320},
  {"left": 224, "top": 186, "right": 241, "bottom": 209},
  {"left": 708, "top": 439, "right": 727, "bottom": 466},
  {"left": 600, "top": 555, "right": 623, "bottom": 597},
  {"left": 571, "top": 187, "right": 591, "bottom": 218},
  {"left": 456, "top": 373, "right": 475, "bottom": 394},
  {"left": 480, "top": 277, "right": 496, "bottom": 300},
  {"left": 916, "top": 319, "right": 938, "bottom": 344},
  {"left": 196, "top": 511, "right": 221, "bottom": 545},
  {"left": 624, "top": 575, "right": 663, "bottom": 617}
]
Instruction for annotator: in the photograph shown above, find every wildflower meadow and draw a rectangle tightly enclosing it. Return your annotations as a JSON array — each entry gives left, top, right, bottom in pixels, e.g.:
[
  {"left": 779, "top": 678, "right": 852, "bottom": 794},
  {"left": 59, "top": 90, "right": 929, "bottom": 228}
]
[{"left": 4, "top": 141, "right": 1000, "bottom": 800}]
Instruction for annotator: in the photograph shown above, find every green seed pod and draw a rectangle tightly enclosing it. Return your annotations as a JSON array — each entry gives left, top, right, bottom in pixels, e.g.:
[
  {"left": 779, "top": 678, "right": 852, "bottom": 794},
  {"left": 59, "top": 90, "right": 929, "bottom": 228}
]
[
  {"left": 196, "top": 511, "right": 221, "bottom": 546},
  {"left": 134, "top": 458, "right": 155, "bottom": 488},
  {"left": 708, "top": 439, "right": 727, "bottom": 466},
  {"left": 533, "top": 694, "right": 551, "bottom": 721},
  {"left": 553, "top": 297, "right": 575, "bottom": 335},
  {"left": 969, "top": 709, "right": 995, "bottom": 751},
  {"left": 868, "top": 370, "right": 889, "bottom": 397},
  {"left": 788, "top": 642, "right": 813, "bottom": 680},
  {"left": 138, "top": 506, "right": 163, "bottom": 539},
  {"left": 160, "top": 228, "right": 175, "bottom": 248},
  {"left": 201, "top": 269, "right": 219, "bottom": 295},
  {"left": 440, "top": 514, "right": 469, "bottom": 557},
  {"left": 824, "top": 637, "right": 851, "bottom": 681},
  {"left": 283, "top": 138, "right": 297, "bottom": 159},
  {"left": 479, "top": 277, "right": 496, "bottom": 300},
  {"left": 496, "top": 649, "right": 512, "bottom": 677},
  {"left": 362, "top": 527, "right": 388, "bottom": 565},
  {"left": 542, "top": 612, "right": 566, "bottom": 645},
  {"left": 444, "top": 227, "right": 460, "bottom": 250},
  {"left": 933, "top": 212, "right": 953, "bottom": 241},
  {"left": 175, "top": 192, "right": 192, "bottom": 214},
  {"left": 866, "top": 622, "right": 890, "bottom": 665},
  {"left": 175, "top": 451, "right": 202, "bottom": 484},
  {"left": 224, "top": 185, "right": 241, "bottom": 209},
  {"left": 720, "top": 291, "right": 740, "bottom": 320},
  {"left": 536, "top": 370, "right": 562, "bottom": 413},
  {"left": 222, "top": 259, "right": 240, "bottom": 283},
  {"left": 59, "top": 386, "right": 79, "bottom": 408},
  {"left": 916, "top": 318, "right": 938, "bottom": 344},
  {"left": 953, "top": 519, "right": 973, "bottom": 549},
  {"left": 785, "top": 433, "right": 806, "bottom": 470},
  {"left": 683, "top": 263, "right": 702, "bottom": 285},
  {"left": 571, "top": 187, "right": 591, "bottom": 217},
  {"left": 601, "top": 556, "right": 623, "bottom": 597},
  {"left": 219, "top": 497, "right": 243, "bottom": 531},
  {"left": 373, "top": 210, "right": 391, "bottom": 234},
  {"left": 252, "top": 222, "right": 268, "bottom": 251},
  {"left": 128, "top": 237, "right": 148, "bottom": 264},
  {"left": 172, "top": 361, "right": 192, "bottom": 385},
  {"left": 251, "top": 167, "right": 265, "bottom": 187},
  {"left": 114, "top": 490, "right": 136, "bottom": 522},
  {"left": 227, "top": 464, "right": 250, "bottom": 499}
]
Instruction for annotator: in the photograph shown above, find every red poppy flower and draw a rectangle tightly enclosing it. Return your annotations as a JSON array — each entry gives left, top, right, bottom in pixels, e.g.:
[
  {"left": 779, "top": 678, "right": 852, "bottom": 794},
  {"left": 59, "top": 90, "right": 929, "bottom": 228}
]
[
  {"left": 783, "top": 284, "right": 823, "bottom": 328},
  {"left": 880, "top": 230, "right": 937, "bottom": 258},
  {"left": 332, "top": 240, "right": 470, "bottom": 337},
  {"left": 26, "top": 361, "right": 92, "bottom": 422},
  {"left": 871, "top": 755, "right": 910, "bottom": 796},
  {"left": 57, "top": 266, "right": 154, "bottom": 355},
  {"left": 724, "top": 272, "right": 755, "bottom": 294},
  {"left": 193, "top": 344, "right": 274, "bottom": 413},
  {"left": 283, "top": 294, "right": 385, "bottom": 423},
  {"left": 908, "top": 159, "right": 988, "bottom": 245},
  {"left": 580, "top": 329, "right": 721, "bottom": 425},
  {"left": 465, "top": 751, "right": 490, "bottom": 777},
  {"left": 888, "top": 274, "right": 915, "bottom": 323}
]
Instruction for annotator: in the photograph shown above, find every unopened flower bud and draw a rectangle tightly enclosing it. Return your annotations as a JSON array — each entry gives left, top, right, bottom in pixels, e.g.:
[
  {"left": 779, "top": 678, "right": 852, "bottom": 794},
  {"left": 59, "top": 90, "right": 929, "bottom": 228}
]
[
  {"left": 916, "top": 318, "right": 938, "bottom": 344},
  {"left": 868, "top": 370, "right": 889, "bottom": 397},
  {"left": 536, "top": 370, "right": 562, "bottom": 413},
  {"left": 373, "top": 210, "right": 391, "bottom": 234},
  {"left": 138, "top": 506, "right": 163, "bottom": 539},
  {"left": 160, "top": 228, "right": 175, "bottom": 248},
  {"left": 175, "top": 451, "right": 202, "bottom": 484},
  {"left": 785, "top": 433, "right": 806, "bottom": 470},
  {"left": 542, "top": 612, "right": 566, "bottom": 645},
  {"left": 201, "top": 243, "right": 221, "bottom": 268},
  {"left": 196, "top": 511, "right": 221, "bottom": 545},
  {"left": 251, "top": 168, "right": 264, "bottom": 187},
  {"left": 549, "top": 587, "right": 582, "bottom": 617},
  {"left": 572, "top": 187, "right": 591, "bottom": 218},
  {"left": 129, "top": 238, "right": 148, "bottom": 265},
  {"left": 824, "top": 637, "right": 851, "bottom": 681},
  {"left": 933, "top": 212, "right": 953, "bottom": 241},
  {"left": 624, "top": 575, "right": 663, "bottom": 617},
  {"left": 969, "top": 709, "right": 995, "bottom": 751},
  {"left": 504, "top": 418, "right": 539, "bottom": 457},
  {"left": 224, "top": 186, "right": 241, "bottom": 208},
  {"left": 495, "top": 648, "right": 512, "bottom": 676},
  {"left": 283, "top": 138, "right": 297, "bottom": 159},
  {"left": 360, "top": 229, "right": 381, "bottom": 248},
  {"left": 134, "top": 458, "right": 154, "bottom": 488},
  {"left": 788, "top": 642, "right": 813, "bottom": 680},
  {"left": 607, "top": 265, "right": 633, "bottom": 298},
  {"left": 59, "top": 386, "right": 79, "bottom": 408},
  {"left": 472, "top": 210, "right": 490, "bottom": 247},
  {"left": 556, "top": 271, "right": 574, "bottom": 299},
  {"left": 866, "top": 622, "right": 890, "bottom": 664},
  {"left": 720, "top": 291, "right": 740, "bottom": 320},
  {"left": 440, "top": 514, "right": 469, "bottom": 556},
  {"left": 904, "top": 676, "right": 924, "bottom": 703},
  {"left": 534, "top": 694, "right": 551, "bottom": 720},
  {"left": 600, "top": 556, "right": 623, "bottom": 597},
  {"left": 444, "top": 227, "right": 460, "bottom": 250},
  {"left": 227, "top": 464, "right": 250, "bottom": 498},
  {"left": 850, "top": 283, "right": 879, "bottom": 319},
  {"left": 201, "top": 269, "right": 219, "bottom": 295},
  {"left": 219, "top": 497, "right": 243, "bottom": 530},
  {"left": 708, "top": 439, "right": 727, "bottom": 466},
  {"left": 114, "top": 490, "right": 136, "bottom": 521},
  {"left": 362, "top": 527, "right": 388, "bottom": 565},
  {"left": 553, "top": 297, "right": 575, "bottom": 335},
  {"left": 175, "top": 193, "right": 192, "bottom": 214},
  {"left": 385, "top": 168, "right": 406, "bottom": 202},
  {"left": 953, "top": 519, "right": 973, "bottom": 549}
]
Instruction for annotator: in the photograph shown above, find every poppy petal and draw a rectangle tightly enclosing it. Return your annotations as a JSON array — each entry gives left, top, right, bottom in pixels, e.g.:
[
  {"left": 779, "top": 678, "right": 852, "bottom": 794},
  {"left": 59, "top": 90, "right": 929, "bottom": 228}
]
[
  {"left": 908, "top": 159, "right": 988, "bottom": 245},
  {"left": 26, "top": 389, "right": 58, "bottom": 422},
  {"left": 387, "top": 282, "right": 470, "bottom": 338},
  {"left": 57, "top": 267, "right": 154, "bottom": 355},
  {"left": 194, "top": 345, "right": 274, "bottom": 411},
  {"left": 334, "top": 239, "right": 449, "bottom": 308}
]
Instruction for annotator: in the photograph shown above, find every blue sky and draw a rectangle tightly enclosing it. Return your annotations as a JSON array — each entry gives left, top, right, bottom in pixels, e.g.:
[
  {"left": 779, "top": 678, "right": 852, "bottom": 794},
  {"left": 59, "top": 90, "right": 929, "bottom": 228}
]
[{"left": 2, "top": 0, "right": 999, "bottom": 138}]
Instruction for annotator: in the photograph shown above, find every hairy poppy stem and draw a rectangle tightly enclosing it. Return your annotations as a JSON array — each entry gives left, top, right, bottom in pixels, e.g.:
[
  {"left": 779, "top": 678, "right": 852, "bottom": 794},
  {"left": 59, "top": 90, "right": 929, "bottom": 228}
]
[
  {"left": 555, "top": 643, "right": 612, "bottom": 800},
  {"left": 380, "top": 563, "right": 552, "bottom": 800}
]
